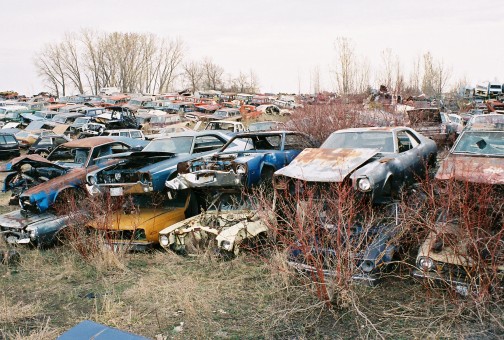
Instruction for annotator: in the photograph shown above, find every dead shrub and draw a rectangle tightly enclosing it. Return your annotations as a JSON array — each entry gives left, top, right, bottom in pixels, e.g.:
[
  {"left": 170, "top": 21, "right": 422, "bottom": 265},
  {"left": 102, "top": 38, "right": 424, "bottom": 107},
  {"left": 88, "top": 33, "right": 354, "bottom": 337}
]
[{"left": 402, "top": 171, "right": 504, "bottom": 301}]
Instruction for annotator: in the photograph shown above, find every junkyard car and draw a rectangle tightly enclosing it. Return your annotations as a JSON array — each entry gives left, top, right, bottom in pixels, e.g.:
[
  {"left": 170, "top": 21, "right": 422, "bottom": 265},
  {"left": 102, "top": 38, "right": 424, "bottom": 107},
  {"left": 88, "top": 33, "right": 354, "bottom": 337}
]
[
  {"left": 159, "top": 194, "right": 268, "bottom": 256},
  {"left": 274, "top": 127, "right": 437, "bottom": 204},
  {"left": 86, "top": 192, "right": 193, "bottom": 250},
  {"left": 166, "top": 131, "right": 317, "bottom": 191},
  {"left": 406, "top": 108, "right": 459, "bottom": 146},
  {"left": 413, "top": 123, "right": 504, "bottom": 293},
  {"left": 15, "top": 137, "right": 147, "bottom": 214},
  {"left": 274, "top": 127, "right": 437, "bottom": 282},
  {"left": 86, "top": 131, "right": 248, "bottom": 196},
  {"left": 0, "top": 209, "right": 72, "bottom": 247},
  {"left": 0, "top": 132, "right": 21, "bottom": 159},
  {"left": 27, "top": 134, "right": 72, "bottom": 157}
]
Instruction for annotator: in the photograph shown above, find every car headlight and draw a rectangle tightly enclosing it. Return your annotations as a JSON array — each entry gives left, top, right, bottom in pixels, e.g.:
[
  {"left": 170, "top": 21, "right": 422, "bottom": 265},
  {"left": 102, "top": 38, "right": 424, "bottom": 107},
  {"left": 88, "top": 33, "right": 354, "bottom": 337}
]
[
  {"left": 235, "top": 164, "right": 247, "bottom": 174},
  {"left": 221, "top": 240, "right": 232, "bottom": 251},
  {"left": 357, "top": 177, "right": 372, "bottom": 192},
  {"left": 360, "top": 260, "right": 375, "bottom": 273},
  {"left": 159, "top": 235, "right": 169, "bottom": 247},
  {"left": 29, "top": 229, "right": 37, "bottom": 240},
  {"left": 417, "top": 257, "right": 434, "bottom": 271},
  {"left": 114, "top": 173, "right": 122, "bottom": 181}
]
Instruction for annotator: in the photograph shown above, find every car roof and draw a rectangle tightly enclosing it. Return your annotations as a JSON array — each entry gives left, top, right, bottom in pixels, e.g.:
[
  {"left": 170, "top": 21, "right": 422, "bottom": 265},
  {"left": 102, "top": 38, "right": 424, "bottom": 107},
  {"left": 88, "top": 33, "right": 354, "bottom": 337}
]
[
  {"left": 332, "top": 127, "right": 403, "bottom": 133},
  {"left": 63, "top": 136, "right": 119, "bottom": 148},
  {"left": 152, "top": 130, "right": 227, "bottom": 140}
]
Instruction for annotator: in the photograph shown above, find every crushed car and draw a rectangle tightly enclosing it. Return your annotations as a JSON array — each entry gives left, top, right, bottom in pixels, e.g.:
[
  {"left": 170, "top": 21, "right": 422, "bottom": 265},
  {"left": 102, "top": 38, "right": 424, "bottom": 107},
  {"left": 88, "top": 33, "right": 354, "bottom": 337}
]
[
  {"left": 158, "top": 194, "right": 269, "bottom": 257},
  {"left": 166, "top": 131, "right": 318, "bottom": 192}
]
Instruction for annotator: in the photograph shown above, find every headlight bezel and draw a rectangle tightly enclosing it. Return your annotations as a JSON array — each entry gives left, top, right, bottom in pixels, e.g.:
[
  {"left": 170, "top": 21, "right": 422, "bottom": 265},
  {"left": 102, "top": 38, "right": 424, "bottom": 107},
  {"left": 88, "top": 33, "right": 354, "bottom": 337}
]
[
  {"left": 417, "top": 256, "right": 435, "bottom": 271},
  {"left": 159, "top": 235, "right": 169, "bottom": 247},
  {"left": 357, "top": 177, "right": 372, "bottom": 192}
]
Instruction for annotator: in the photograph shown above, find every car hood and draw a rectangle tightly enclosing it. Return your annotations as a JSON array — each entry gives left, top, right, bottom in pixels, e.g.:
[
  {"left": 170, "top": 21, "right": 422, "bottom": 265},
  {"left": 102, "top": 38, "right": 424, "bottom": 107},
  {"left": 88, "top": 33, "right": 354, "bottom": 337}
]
[
  {"left": 435, "top": 154, "right": 504, "bottom": 184},
  {"left": 274, "top": 148, "right": 380, "bottom": 182},
  {"left": 0, "top": 210, "right": 62, "bottom": 230},
  {"left": 0, "top": 154, "right": 67, "bottom": 172}
]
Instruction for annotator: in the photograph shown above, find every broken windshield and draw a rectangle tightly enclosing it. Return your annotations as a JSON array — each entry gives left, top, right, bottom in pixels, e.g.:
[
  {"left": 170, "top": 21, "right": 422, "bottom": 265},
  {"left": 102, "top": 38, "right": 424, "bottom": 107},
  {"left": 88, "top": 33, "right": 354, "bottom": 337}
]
[
  {"left": 453, "top": 131, "right": 504, "bottom": 156},
  {"left": 321, "top": 131, "right": 395, "bottom": 152}
]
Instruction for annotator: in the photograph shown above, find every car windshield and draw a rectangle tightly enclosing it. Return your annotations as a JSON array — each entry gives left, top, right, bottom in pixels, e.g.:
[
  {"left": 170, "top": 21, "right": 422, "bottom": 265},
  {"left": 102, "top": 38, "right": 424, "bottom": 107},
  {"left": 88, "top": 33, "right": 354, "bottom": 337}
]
[
  {"left": 228, "top": 135, "right": 282, "bottom": 151},
  {"left": 5, "top": 112, "right": 18, "bottom": 119},
  {"left": 249, "top": 122, "right": 276, "bottom": 131},
  {"left": 142, "top": 136, "right": 194, "bottom": 153},
  {"left": 74, "top": 118, "right": 89, "bottom": 124},
  {"left": 213, "top": 111, "right": 228, "bottom": 118},
  {"left": 52, "top": 116, "right": 66, "bottom": 123},
  {"left": 453, "top": 131, "right": 504, "bottom": 156},
  {"left": 49, "top": 147, "right": 90, "bottom": 166},
  {"left": 322, "top": 131, "right": 395, "bottom": 152},
  {"left": 129, "top": 100, "right": 141, "bottom": 106},
  {"left": 34, "top": 112, "right": 44, "bottom": 118}
]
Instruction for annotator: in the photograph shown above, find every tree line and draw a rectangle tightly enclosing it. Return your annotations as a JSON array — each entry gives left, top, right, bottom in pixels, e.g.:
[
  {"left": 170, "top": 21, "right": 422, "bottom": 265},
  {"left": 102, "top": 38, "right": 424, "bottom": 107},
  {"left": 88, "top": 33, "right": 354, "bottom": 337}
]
[{"left": 34, "top": 30, "right": 259, "bottom": 97}]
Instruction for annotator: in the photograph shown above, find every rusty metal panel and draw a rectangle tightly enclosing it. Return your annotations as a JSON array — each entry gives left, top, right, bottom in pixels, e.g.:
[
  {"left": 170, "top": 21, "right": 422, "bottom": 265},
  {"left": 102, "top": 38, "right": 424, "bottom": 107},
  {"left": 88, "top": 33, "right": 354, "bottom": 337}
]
[
  {"left": 436, "top": 155, "right": 504, "bottom": 184},
  {"left": 274, "top": 148, "right": 379, "bottom": 182}
]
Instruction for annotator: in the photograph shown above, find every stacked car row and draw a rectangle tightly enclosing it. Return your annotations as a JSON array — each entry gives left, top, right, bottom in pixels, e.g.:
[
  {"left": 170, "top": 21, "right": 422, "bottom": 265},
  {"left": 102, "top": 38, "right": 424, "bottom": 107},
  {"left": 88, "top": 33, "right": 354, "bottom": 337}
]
[{"left": 1, "top": 119, "right": 502, "bottom": 295}]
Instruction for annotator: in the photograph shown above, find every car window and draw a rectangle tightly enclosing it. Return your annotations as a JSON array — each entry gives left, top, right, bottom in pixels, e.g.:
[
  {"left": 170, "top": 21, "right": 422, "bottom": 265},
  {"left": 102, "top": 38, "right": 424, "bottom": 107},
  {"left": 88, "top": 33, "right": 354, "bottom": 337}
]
[
  {"left": 55, "top": 137, "right": 68, "bottom": 145},
  {"left": 131, "top": 131, "right": 142, "bottom": 138},
  {"left": 193, "top": 135, "right": 226, "bottom": 153},
  {"left": 4, "top": 135, "right": 17, "bottom": 144},
  {"left": 0, "top": 136, "right": 5, "bottom": 144},
  {"left": 397, "top": 130, "right": 419, "bottom": 153},
  {"left": 120, "top": 132, "right": 129, "bottom": 137},
  {"left": 284, "top": 134, "right": 314, "bottom": 150}
]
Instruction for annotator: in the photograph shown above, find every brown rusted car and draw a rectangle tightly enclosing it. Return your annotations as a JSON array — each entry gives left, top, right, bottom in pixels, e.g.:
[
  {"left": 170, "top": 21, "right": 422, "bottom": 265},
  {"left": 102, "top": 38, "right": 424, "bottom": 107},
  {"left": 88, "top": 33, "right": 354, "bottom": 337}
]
[
  {"left": 406, "top": 108, "right": 459, "bottom": 146},
  {"left": 413, "top": 122, "right": 504, "bottom": 294}
]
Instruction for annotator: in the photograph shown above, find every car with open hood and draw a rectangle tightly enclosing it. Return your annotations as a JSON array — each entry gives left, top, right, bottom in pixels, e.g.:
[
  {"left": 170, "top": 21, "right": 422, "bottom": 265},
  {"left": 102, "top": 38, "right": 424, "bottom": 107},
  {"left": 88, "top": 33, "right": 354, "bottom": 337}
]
[
  {"left": 413, "top": 122, "right": 504, "bottom": 294},
  {"left": 165, "top": 131, "right": 317, "bottom": 192},
  {"left": 10, "top": 137, "right": 147, "bottom": 214},
  {"left": 85, "top": 131, "right": 248, "bottom": 197}
]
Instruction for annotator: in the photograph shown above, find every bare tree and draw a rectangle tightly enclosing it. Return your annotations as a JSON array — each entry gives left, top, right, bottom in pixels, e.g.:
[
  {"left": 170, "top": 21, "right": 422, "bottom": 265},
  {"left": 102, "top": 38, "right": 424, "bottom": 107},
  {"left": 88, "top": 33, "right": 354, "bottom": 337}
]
[
  {"left": 355, "top": 57, "right": 371, "bottom": 94},
  {"left": 156, "top": 38, "right": 184, "bottom": 93},
  {"left": 60, "top": 33, "right": 84, "bottom": 94},
  {"left": 202, "top": 57, "right": 224, "bottom": 90},
  {"left": 183, "top": 60, "right": 204, "bottom": 93},
  {"left": 333, "top": 37, "right": 355, "bottom": 95},
  {"left": 379, "top": 48, "right": 394, "bottom": 90},
  {"left": 312, "top": 65, "right": 320, "bottom": 94},
  {"left": 34, "top": 43, "right": 67, "bottom": 97}
]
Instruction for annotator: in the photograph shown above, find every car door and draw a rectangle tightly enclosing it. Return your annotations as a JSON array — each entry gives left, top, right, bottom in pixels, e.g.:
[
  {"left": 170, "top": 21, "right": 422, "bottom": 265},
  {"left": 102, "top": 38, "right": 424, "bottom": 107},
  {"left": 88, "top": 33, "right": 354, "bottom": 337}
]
[{"left": 395, "top": 129, "right": 423, "bottom": 185}]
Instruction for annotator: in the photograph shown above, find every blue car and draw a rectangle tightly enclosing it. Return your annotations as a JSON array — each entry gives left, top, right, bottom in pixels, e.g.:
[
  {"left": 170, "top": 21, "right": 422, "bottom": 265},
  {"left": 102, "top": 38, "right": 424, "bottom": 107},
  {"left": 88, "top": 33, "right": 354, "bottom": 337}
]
[
  {"left": 165, "top": 131, "right": 318, "bottom": 191},
  {"left": 86, "top": 131, "right": 248, "bottom": 197}
]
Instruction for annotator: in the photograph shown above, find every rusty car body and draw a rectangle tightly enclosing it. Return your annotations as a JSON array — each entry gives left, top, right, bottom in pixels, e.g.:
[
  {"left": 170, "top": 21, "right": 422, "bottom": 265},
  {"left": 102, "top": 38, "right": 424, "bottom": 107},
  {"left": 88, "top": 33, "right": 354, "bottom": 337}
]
[
  {"left": 413, "top": 123, "right": 504, "bottom": 293},
  {"left": 12, "top": 137, "right": 147, "bottom": 213},
  {"left": 274, "top": 127, "right": 437, "bottom": 204},
  {"left": 406, "top": 108, "right": 459, "bottom": 146},
  {"left": 158, "top": 205, "right": 268, "bottom": 256},
  {"left": 273, "top": 127, "right": 437, "bottom": 283},
  {"left": 166, "top": 131, "right": 317, "bottom": 192}
]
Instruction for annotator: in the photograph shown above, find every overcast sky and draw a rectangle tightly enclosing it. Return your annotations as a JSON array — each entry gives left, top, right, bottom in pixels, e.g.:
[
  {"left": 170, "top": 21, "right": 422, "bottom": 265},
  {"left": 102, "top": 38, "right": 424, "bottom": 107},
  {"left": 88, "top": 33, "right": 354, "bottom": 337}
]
[{"left": 1, "top": 0, "right": 503, "bottom": 95}]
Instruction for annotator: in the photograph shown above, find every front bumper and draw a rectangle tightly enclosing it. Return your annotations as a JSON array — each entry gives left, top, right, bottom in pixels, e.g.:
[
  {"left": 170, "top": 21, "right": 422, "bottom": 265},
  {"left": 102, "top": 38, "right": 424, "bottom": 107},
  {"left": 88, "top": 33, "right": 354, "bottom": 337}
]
[
  {"left": 90, "top": 181, "right": 154, "bottom": 196},
  {"left": 166, "top": 171, "right": 244, "bottom": 190}
]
